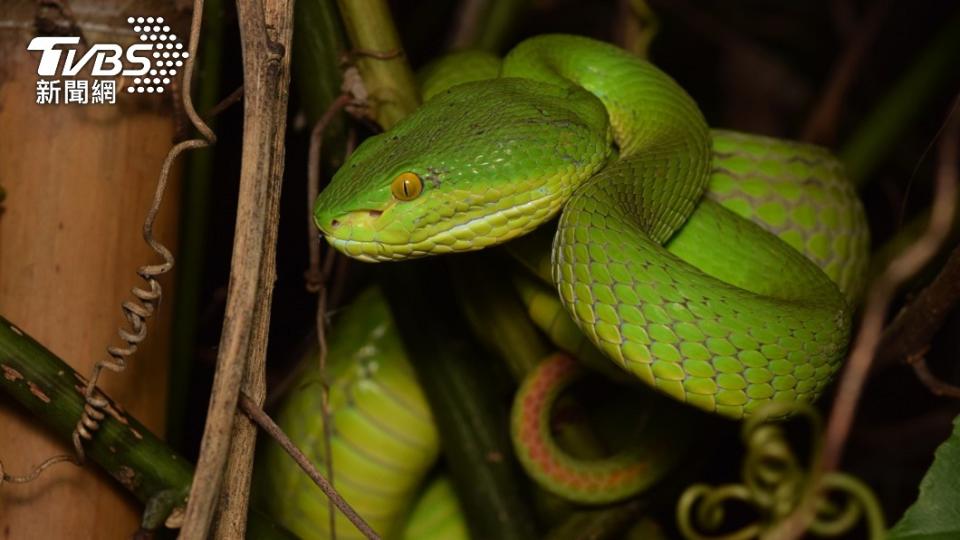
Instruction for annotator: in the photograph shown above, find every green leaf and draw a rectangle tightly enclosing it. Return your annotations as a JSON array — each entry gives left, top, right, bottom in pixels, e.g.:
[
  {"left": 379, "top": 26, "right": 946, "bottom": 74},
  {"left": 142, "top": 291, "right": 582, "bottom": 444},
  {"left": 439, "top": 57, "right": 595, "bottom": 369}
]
[{"left": 889, "top": 414, "right": 960, "bottom": 540}]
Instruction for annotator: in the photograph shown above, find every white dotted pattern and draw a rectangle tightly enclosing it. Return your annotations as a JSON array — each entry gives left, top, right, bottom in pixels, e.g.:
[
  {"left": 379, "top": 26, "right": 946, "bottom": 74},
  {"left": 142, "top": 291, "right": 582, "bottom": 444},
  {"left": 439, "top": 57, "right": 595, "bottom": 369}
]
[{"left": 125, "top": 16, "right": 190, "bottom": 94}]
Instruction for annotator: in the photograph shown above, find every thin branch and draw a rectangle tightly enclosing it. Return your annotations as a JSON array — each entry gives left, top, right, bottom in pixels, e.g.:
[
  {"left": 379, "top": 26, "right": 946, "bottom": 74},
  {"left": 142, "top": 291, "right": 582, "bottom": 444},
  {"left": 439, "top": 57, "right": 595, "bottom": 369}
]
[
  {"left": 908, "top": 351, "right": 960, "bottom": 399},
  {"left": 874, "top": 243, "right": 960, "bottom": 369},
  {"left": 306, "top": 94, "right": 351, "bottom": 292},
  {"left": 312, "top": 280, "right": 337, "bottom": 539},
  {"left": 205, "top": 85, "right": 245, "bottom": 119},
  {"left": 237, "top": 393, "right": 381, "bottom": 540},
  {"left": 305, "top": 92, "right": 351, "bottom": 540},
  {"left": 777, "top": 94, "right": 960, "bottom": 540},
  {"left": 822, "top": 94, "right": 959, "bottom": 473}
]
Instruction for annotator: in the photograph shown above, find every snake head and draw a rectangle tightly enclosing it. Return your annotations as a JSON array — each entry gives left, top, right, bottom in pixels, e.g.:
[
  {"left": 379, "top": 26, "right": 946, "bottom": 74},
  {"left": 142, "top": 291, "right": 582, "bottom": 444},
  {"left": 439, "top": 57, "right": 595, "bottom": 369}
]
[{"left": 313, "top": 78, "right": 612, "bottom": 262}]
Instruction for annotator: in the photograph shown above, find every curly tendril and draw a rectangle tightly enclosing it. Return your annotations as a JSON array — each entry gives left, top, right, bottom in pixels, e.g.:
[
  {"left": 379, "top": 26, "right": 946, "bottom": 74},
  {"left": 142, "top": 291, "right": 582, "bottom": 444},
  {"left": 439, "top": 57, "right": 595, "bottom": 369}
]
[{"left": 676, "top": 402, "right": 885, "bottom": 540}]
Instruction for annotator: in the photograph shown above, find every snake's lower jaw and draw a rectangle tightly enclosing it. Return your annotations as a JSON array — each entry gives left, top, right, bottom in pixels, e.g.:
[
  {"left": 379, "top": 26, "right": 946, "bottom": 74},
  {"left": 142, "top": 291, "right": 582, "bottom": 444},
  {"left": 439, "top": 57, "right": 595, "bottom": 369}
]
[
  {"left": 323, "top": 237, "right": 384, "bottom": 263},
  {"left": 320, "top": 226, "right": 408, "bottom": 262},
  {"left": 323, "top": 219, "right": 551, "bottom": 263},
  {"left": 320, "top": 199, "right": 569, "bottom": 262},
  {"left": 323, "top": 229, "right": 518, "bottom": 262},
  {"left": 315, "top": 208, "right": 402, "bottom": 262}
]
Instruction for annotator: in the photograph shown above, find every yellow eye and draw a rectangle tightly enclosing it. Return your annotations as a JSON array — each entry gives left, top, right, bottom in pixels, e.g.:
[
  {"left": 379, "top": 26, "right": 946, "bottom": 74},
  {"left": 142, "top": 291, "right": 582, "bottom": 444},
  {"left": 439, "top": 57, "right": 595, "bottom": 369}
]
[{"left": 391, "top": 172, "right": 423, "bottom": 201}]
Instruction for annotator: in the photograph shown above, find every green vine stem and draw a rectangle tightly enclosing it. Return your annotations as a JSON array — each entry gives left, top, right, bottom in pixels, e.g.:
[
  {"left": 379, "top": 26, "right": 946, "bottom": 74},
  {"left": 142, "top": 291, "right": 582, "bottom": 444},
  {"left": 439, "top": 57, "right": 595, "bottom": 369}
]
[
  {"left": 382, "top": 260, "right": 541, "bottom": 540},
  {"left": 449, "top": 252, "right": 550, "bottom": 379},
  {"left": 0, "top": 316, "right": 191, "bottom": 513},
  {"left": 336, "top": 0, "right": 419, "bottom": 129},
  {"left": 0, "top": 315, "right": 294, "bottom": 537}
]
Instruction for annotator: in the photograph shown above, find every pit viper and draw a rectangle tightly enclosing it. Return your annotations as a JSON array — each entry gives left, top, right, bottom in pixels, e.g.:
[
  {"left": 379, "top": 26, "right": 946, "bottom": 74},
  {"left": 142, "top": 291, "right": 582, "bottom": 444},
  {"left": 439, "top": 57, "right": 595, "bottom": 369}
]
[{"left": 311, "top": 35, "right": 868, "bottom": 507}]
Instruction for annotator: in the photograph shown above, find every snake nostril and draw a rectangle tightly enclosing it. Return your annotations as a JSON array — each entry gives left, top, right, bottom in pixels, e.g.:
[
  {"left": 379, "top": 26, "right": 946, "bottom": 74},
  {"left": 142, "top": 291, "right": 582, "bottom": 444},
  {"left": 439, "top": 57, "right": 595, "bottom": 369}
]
[{"left": 327, "top": 210, "right": 381, "bottom": 231}]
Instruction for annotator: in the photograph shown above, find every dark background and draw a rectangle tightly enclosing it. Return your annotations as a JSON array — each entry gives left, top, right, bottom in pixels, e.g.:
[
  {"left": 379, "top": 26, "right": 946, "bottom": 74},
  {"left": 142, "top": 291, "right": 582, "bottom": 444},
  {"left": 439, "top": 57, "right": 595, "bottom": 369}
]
[{"left": 174, "top": 0, "right": 960, "bottom": 532}]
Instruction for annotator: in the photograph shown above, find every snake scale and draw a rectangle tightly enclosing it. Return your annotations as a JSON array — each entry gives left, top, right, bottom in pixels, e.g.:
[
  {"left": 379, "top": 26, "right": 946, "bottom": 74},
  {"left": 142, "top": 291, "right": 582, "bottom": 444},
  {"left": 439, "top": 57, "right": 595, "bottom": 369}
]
[
  {"left": 263, "top": 33, "right": 870, "bottom": 530},
  {"left": 314, "top": 34, "right": 868, "bottom": 414},
  {"left": 256, "top": 287, "right": 468, "bottom": 540}
]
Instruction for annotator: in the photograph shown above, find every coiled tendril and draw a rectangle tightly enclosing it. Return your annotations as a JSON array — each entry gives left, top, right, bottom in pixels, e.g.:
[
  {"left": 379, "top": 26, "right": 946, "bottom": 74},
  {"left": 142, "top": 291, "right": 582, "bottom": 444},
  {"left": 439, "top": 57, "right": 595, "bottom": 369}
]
[{"left": 677, "top": 402, "right": 885, "bottom": 540}]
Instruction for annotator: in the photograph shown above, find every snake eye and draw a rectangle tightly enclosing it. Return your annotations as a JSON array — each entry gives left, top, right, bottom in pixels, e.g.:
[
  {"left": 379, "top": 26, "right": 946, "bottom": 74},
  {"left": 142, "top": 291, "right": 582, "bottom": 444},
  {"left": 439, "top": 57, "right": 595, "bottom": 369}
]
[{"left": 391, "top": 172, "right": 423, "bottom": 201}]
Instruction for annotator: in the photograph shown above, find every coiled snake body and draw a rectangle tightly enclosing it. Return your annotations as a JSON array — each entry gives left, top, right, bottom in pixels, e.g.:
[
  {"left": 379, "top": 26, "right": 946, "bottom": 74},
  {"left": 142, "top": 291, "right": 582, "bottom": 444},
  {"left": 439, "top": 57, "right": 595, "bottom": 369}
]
[{"left": 313, "top": 35, "right": 868, "bottom": 506}]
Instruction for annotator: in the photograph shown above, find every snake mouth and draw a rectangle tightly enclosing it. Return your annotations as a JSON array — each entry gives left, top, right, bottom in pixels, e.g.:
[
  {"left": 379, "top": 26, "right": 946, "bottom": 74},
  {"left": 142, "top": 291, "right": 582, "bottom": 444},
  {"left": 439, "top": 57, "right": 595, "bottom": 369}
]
[
  {"left": 322, "top": 191, "right": 568, "bottom": 262},
  {"left": 328, "top": 209, "right": 382, "bottom": 231},
  {"left": 322, "top": 215, "right": 498, "bottom": 262},
  {"left": 315, "top": 208, "right": 386, "bottom": 237},
  {"left": 323, "top": 225, "right": 499, "bottom": 262}
]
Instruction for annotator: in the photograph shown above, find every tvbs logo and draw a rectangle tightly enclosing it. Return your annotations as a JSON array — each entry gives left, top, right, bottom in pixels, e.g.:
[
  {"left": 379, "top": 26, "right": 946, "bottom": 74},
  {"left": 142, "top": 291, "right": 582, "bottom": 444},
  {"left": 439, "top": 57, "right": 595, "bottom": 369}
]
[{"left": 27, "top": 16, "right": 188, "bottom": 105}]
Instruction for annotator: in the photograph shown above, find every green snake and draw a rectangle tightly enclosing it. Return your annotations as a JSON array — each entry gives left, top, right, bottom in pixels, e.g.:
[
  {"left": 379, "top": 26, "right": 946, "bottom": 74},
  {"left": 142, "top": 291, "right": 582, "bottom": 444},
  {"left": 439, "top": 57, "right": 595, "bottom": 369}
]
[{"left": 308, "top": 34, "right": 868, "bottom": 510}]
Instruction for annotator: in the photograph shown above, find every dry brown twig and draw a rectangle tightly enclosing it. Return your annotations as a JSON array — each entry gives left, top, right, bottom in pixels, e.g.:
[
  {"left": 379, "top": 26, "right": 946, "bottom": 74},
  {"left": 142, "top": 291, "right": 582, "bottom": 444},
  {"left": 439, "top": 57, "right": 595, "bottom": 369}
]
[
  {"left": 306, "top": 94, "right": 352, "bottom": 293},
  {"left": 178, "top": 0, "right": 295, "bottom": 536},
  {"left": 907, "top": 349, "right": 960, "bottom": 399},
  {"left": 874, "top": 243, "right": 960, "bottom": 370},
  {"left": 205, "top": 85, "right": 245, "bottom": 119},
  {"left": 305, "top": 92, "right": 352, "bottom": 540},
  {"left": 237, "top": 393, "right": 381, "bottom": 540},
  {"left": 823, "top": 95, "right": 959, "bottom": 471},
  {"left": 779, "top": 96, "right": 960, "bottom": 539}
]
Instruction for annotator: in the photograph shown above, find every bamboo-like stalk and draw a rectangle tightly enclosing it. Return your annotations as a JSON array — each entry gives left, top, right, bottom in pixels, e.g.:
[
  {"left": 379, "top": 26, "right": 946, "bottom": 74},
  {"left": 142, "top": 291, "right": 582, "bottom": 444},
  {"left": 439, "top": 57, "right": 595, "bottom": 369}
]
[
  {"left": 0, "top": 315, "right": 295, "bottom": 538},
  {"left": 382, "top": 261, "right": 541, "bottom": 540},
  {"left": 449, "top": 253, "right": 550, "bottom": 379},
  {"left": 336, "top": 0, "right": 419, "bottom": 129},
  {"left": 0, "top": 316, "right": 192, "bottom": 518}
]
